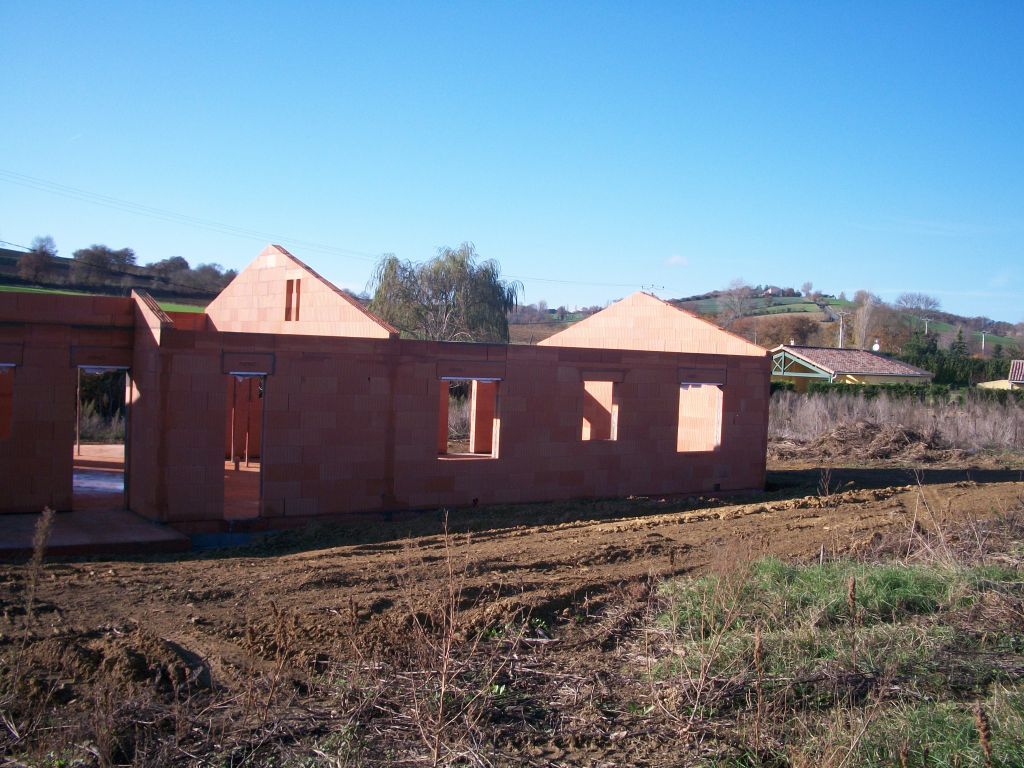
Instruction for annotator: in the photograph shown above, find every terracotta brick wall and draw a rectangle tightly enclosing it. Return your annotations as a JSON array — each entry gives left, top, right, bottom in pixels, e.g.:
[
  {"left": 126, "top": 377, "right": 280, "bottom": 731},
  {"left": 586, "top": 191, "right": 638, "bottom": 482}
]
[
  {"left": 1, "top": 289, "right": 771, "bottom": 527},
  {"left": 540, "top": 292, "right": 766, "bottom": 357},
  {"left": 205, "top": 244, "right": 396, "bottom": 338},
  {"left": 0, "top": 293, "right": 134, "bottom": 513}
]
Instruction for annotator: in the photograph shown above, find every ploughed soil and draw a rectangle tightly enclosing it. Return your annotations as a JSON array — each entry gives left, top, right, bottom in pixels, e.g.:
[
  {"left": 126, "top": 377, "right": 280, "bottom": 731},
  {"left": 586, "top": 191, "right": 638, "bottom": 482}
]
[{"left": 3, "top": 456, "right": 1023, "bottom": 765}]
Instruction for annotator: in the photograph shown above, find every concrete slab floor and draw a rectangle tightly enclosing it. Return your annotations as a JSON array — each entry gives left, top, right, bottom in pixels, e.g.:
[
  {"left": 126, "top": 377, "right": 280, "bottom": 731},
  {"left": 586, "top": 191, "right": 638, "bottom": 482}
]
[
  {"left": 73, "top": 443, "right": 125, "bottom": 511},
  {"left": 224, "top": 460, "right": 260, "bottom": 520},
  {"left": 0, "top": 444, "right": 187, "bottom": 559},
  {"left": 0, "top": 508, "right": 189, "bottom": 560}
]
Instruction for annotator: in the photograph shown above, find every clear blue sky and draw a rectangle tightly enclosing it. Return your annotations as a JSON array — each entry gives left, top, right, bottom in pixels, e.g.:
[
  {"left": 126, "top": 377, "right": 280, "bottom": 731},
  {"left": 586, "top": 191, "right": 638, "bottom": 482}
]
[{"left": 2, "top": 2, "right": 1022, "bottom": 321}]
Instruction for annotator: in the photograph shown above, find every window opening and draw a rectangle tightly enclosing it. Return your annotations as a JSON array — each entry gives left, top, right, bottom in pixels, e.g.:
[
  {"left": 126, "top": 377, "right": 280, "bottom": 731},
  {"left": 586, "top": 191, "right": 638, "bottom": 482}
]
[
  {"left": 284, "top": 278, "right": 301, "bottom": 321},
  {"left": 437, "top": 377, "right": 500, "bottom": 458},
  {"left": 677, "top": 383, "right": 723, "bottom": 452},
  {"left": 581, "top": 379, "right": 618, "bottom": 441}
]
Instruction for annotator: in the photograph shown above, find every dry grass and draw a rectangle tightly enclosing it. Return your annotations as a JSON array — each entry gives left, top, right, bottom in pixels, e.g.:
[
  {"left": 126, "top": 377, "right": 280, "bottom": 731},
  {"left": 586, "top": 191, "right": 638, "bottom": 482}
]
[
  {"left": 770, "top": 390, "right": 1024, "bottom": 454},
  {"left": 79, "top": 400, "right": 125, "bottom": 443}
]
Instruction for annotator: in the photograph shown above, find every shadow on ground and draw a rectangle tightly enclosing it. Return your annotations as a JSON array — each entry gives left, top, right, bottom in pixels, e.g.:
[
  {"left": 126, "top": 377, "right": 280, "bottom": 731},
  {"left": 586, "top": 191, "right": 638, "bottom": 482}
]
[{"left": 55, "top": 460, "right": 1017, "bottom": 564}]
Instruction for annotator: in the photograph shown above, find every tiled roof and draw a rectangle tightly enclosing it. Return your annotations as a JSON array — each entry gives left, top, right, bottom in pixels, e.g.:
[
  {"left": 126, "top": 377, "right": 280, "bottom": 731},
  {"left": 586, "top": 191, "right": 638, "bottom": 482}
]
[
  {"left": 1010, "top": 360, "right": 1024, "bottom": 383},
  {"left": 774, "top": 345, "right": 933, "bottom": 378}
]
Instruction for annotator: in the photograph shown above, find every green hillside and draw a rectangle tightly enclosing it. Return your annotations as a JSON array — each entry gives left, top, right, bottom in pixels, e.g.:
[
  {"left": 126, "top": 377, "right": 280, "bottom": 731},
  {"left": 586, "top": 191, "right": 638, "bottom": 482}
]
[{"left": 0, "top": 284, "right": 207, "bottom": 314}]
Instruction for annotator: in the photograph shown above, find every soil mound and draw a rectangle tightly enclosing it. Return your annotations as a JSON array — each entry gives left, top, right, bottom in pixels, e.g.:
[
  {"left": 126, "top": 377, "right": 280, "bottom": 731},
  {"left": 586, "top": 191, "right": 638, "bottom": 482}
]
[
  {"left": 14, "top": 628, "right": 210, "bottom": 703},
  {"left": 770, "top": 420, "right": 955, "bottom": 463}
]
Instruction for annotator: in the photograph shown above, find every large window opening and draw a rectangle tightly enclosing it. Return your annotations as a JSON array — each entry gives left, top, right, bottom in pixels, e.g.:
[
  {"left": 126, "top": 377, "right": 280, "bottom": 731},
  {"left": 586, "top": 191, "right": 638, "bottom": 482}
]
[
  {"left": 224, "top": 373, "right": 265, "bottom": 519},
  {"left": 677, "top": 383, "right": 723, "bottom": 452},
  {"left": 0, "top": 365, "right": 13, "bottom": 440},
  {"left": 73, "top": 366, "right": 129, "bottom": 510},
  {"left": 437, "top": 378, "right": 500, "bottom": 458},
  {"left": 582, "top": 379, "right": 619, "bottom": 441}
]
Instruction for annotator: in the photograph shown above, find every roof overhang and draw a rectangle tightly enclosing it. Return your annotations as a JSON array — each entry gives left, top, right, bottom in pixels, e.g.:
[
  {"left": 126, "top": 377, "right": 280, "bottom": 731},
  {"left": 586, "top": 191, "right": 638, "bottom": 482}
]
[{"left": 771, "top": 350, "right": 832, "bottom": 379}]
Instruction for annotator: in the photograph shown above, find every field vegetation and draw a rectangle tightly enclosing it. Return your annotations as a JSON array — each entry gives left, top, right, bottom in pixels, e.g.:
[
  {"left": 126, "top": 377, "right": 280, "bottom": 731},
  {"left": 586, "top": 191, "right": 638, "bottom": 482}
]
[
  {"left": 770, "top": 389, "right": 1024, "bottom": 456},
  {"left": 653, "top": 525, "right": 1024, "bottom": 766},
  {"left": 2, "top": 390, "right": 1024, "bottom": 766}
]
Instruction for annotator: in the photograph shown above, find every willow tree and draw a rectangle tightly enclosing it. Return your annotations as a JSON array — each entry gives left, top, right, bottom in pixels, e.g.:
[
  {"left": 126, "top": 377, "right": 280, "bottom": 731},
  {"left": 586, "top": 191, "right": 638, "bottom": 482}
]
[{"left": 368, "top": 243, "right": 521, "bottom": 342}]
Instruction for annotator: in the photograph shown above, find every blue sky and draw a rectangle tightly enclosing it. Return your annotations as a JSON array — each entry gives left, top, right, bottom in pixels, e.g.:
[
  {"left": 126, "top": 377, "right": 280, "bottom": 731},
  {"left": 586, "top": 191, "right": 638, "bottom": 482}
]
[{"left": 1, "top": 2, "right": 1022, "bottom": 321}]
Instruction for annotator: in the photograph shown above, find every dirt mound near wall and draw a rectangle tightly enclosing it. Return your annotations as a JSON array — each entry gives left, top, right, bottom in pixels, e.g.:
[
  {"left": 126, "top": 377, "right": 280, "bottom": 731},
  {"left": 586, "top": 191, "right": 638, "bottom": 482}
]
[{"left": 10, "top": 627, "right": 211, "bottom": 703}]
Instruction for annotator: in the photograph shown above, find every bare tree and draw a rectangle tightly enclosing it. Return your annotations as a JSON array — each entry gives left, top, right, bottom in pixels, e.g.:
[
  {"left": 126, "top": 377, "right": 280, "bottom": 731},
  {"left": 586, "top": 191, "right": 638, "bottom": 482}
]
[
  {"left": 734, "top": 314, "right": 819, "bottom": 347},
  {"left": 852, "top": 290, "right": 880, "bottom": 350},
  {"left": 719, "top": 279, "right": 754, "bottom": 328},
  {"left": 17, "top": 236, "right": 57, "bottom": 283},
  {"left": 895, "top": 292, "right": 941, "bottom": 314},
  {"left": 801, "top": 281, "right": 814, "bottom": 298}
]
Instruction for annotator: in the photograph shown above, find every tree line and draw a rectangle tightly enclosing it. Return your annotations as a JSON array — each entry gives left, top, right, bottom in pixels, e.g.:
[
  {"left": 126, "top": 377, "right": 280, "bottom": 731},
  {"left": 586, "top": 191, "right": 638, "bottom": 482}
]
[
  {"left": 897, "top": 328, "right": 1013, "bottom": 387},
  {"left": 14, "top": 236, "right": 237, "bottom": 295}
]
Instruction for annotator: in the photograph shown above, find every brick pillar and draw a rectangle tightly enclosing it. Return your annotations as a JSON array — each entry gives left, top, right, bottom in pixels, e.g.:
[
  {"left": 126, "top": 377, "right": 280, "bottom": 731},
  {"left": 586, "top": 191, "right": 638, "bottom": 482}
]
[
  {"left": 437, "top": 381, "right": 449, "bottom": 454},
  {"left": 469, "top": 380, "right": 497, "bottom": 454}
]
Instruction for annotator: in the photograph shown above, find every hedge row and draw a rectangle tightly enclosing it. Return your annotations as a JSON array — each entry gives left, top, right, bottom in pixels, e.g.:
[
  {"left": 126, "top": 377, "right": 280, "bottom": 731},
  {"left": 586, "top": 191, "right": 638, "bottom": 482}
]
[{"left": 784, "top": 380, "right": 1024, "bottom": 405}]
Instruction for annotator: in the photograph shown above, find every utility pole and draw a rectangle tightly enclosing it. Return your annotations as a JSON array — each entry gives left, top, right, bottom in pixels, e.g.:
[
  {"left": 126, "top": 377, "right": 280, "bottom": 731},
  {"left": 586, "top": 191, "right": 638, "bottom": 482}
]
[{"left": 836, "top": 311, "right": 851, "bottom": 348}]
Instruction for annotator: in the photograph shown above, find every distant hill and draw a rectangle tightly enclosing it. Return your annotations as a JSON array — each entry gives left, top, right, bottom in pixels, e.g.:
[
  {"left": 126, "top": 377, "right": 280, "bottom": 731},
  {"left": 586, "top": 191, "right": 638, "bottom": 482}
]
[
  {"left": 508, "top": 321, "right": 576, "bottom": 345},
  {"left": 509, "top": 287, "right": 1021, "bottom": 356},
  {"left": 669, "top": 288, "right": 1021, "bottom": 356}
]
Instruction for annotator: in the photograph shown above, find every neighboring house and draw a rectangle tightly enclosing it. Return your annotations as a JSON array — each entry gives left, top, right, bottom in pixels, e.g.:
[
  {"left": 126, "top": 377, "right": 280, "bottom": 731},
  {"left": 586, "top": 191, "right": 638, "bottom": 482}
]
[
  {"left": 0, "top": 245, "right": 771, "bottom": 531},
  {"left": 771, "top": 344, "right": 933, "bottom": 392},
  {"left": 978, "top": 359, "right": 1024, "bottom": 390}
]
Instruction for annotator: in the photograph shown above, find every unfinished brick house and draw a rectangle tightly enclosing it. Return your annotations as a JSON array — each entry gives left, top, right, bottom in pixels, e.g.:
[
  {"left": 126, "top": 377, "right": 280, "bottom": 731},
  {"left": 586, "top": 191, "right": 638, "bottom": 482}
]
[{"left": 0, "top": 245, "right": 770, "bottom": 533}]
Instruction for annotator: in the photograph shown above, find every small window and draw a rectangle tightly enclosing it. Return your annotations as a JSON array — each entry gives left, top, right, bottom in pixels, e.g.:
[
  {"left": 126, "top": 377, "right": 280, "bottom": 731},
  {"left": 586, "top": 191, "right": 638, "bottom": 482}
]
[
  {"left": 677, "top": 383, "right": 723, "bottom": 452},
  {"left": 0, "top": 366, "right": 13, "bottom": 440},
  {"left": 284, "top": 278, "right": 301, "bottom": 321},
  {"left": 582, "top": 379, "right": 618, "bottom": 441},
  {"left": 437, "top": 378, "right": 500, "bottom": 458}
]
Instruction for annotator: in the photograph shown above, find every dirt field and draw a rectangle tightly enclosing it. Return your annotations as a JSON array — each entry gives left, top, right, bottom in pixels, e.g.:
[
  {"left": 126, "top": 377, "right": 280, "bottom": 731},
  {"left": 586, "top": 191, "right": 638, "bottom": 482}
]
[{"left": 3, "top": 460, "right": 1023, "bottom": 765}]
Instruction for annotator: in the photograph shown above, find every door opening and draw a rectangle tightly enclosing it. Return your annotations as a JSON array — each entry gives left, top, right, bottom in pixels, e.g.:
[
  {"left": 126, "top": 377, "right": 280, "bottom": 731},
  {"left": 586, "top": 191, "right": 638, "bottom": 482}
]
[
  {"left": 224, "top": 373, "right": 265, "bottom": 520},
  {"left": 73, "top": 366, "right": 129, "bottom": 510}
]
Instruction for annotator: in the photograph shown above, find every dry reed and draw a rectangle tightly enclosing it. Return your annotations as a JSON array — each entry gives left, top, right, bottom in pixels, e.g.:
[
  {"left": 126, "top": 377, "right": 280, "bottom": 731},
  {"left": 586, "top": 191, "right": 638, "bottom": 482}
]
[{"left": 770, "top": 390, "right": 1024, "bottom": 452}]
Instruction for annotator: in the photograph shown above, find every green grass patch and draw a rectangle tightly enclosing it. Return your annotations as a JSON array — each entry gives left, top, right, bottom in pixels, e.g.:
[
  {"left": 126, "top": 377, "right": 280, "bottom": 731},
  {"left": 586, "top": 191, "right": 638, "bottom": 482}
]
[
  {"left": 906, "top": 317, "right": 1020, "bottom": 350},
  {"left": 158, "top": 301, "right": 206, "bottom": 313},
  {"left": 657, "top": 557, "right": 1024, "bottom": 765},
  {"left": 0, "top": 284, "right": 208, "bottom": 314},
  {"left": 0, "top": 283, "right": 94, "bottom": 297},
  {"left": 661, "top": 558, "right": 972, "bottom": 635},
  {"left": 750, "top": 303, "right": 820, "bottom": 315},
  {"left": 857, "top": 688, "right": 1024, "bottom": 767},
  {"left": 677, "top": 297, "right": 823, "bottom": 317}
]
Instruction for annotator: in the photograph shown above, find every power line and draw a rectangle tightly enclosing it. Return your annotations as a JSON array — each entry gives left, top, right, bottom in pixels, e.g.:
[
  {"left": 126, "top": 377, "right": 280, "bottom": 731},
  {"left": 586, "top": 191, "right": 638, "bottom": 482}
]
[
  {"left": 1, "top": 169, "right": 692, "bottom": 296},
  {"left": 0, "top": 168, "right": 381, "bottom": 262}
]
